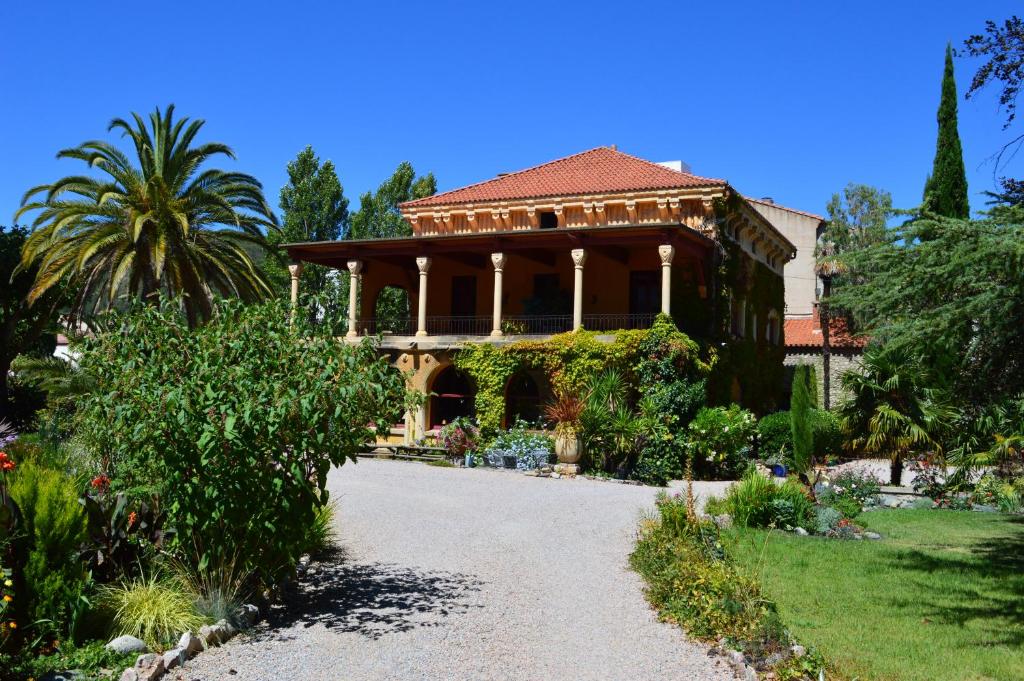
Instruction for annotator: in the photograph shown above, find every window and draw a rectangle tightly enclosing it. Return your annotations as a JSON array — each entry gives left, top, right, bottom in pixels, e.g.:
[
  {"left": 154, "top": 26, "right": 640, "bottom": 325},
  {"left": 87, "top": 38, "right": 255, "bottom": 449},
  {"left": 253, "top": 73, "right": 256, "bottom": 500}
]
[
  {"left": 767, "top": 310, "right": 781, "bottom": 345},
  {"left": 731, "top": 297, "right": 746, "bottom": 337},
  {"left": 539, "top": 211, "right": 558, "bottom": 229}
]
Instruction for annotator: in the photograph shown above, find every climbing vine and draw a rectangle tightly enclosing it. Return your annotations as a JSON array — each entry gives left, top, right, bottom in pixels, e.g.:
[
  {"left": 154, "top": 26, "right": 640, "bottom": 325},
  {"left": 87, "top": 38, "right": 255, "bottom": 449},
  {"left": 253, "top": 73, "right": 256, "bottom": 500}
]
[
  {"left": 706, "top": 196, "right": 787, "bottom": 414},
  {"left": 455, "top": 315, "right": 710, "bottom": 436}
]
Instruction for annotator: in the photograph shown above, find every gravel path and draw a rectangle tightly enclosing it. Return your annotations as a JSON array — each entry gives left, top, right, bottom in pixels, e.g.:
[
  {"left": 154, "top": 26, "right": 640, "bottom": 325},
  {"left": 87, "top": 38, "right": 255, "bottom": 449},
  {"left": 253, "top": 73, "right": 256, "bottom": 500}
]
[{"left": 182, "top": 459, "right": 736, "bottom": 681}]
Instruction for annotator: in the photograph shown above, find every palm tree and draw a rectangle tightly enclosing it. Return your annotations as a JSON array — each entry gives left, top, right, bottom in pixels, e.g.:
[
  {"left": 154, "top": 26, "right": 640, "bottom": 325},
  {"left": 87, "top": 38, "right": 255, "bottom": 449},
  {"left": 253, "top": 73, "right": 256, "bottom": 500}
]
[
  {"left": 15, "top": 105, "right": 277, "bottom": 327},
  {"left": 837, "top": 347, "right": 951, "bottom": 485}
]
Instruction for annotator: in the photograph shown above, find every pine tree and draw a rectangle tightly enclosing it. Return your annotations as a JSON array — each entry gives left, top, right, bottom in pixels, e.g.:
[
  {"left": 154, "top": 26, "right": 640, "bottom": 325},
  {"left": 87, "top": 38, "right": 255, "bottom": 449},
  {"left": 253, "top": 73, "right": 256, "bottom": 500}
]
[{"left": 923, "top": 44, "right": 969, "bottom": 218}]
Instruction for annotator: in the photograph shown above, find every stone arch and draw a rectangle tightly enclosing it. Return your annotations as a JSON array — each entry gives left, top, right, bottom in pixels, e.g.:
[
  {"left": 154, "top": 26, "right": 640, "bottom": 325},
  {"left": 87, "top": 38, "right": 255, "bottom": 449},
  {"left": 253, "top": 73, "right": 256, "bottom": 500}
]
[
  {"left": 427, "top": 364, "right": 476, "bottom": 430},
  {"left": 503, "top": 369, "right": 551, "bottom": 427}
]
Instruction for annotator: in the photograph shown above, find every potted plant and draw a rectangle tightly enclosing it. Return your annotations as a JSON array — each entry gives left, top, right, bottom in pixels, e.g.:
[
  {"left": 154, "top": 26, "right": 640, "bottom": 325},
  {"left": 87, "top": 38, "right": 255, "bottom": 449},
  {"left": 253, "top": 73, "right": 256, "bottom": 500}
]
[
  {"left": 544, "top": 393, "right": 584, "bottom": 465},
  {"left": 439, "top": 417, "right": 480, "bottom": 468}
]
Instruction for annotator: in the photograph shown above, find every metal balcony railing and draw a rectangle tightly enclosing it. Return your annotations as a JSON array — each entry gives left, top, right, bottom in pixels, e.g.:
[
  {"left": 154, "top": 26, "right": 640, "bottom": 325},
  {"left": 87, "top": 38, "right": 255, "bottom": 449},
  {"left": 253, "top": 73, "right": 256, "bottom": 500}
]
[{"left": 351, "top": 313, "right": 658, "bottom": 337}]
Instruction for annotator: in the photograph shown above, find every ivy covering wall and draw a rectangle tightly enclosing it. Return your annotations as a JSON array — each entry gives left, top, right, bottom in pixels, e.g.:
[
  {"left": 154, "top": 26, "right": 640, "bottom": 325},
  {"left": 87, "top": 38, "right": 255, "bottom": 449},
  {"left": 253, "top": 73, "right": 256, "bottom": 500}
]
[
  {"left": 705, "top": 196, "right": 787, "bottom": 414},
  {"left": 455, "top": 315, "right": 712, "bottom": 436}
]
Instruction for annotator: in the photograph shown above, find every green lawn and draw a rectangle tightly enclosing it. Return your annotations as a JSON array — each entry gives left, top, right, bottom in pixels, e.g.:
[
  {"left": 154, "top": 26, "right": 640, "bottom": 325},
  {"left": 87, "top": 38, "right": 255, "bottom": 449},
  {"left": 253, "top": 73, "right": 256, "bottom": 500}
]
[{"left": 726, "top": 510, "right": 1024, "bottom": 681}]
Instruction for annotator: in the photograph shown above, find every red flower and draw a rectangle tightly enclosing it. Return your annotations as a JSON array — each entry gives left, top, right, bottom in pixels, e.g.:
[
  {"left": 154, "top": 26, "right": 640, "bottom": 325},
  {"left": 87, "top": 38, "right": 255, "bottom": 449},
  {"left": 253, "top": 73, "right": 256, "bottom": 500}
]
[
  {"left": 127, "top": 511, "right": 138, "bottom": 527},
  {"left": 0, "top": 452, "right": 14, "bottom": 472},
  {"left": 90, "top": 475, "right": 110, "bottom": 493}
]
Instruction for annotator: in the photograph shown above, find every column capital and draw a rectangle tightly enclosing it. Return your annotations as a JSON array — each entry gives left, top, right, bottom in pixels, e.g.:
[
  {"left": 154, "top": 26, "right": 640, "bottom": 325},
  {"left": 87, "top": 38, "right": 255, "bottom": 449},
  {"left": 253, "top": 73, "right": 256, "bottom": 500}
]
[
  {"left": 347, "top": 260, "right": 364, "bottom": 275},
  {"left": 570, "top": 248, "right": 587, "bottom": 268},
  {"left": 416, "top": 256, "right": 432, "bottom": 274},
  {"left": 287, "top": 262, "right": 303, "bottom": 278},
  {"left": 491, "top": 252, "right": 507, "bottom": 270},
  {"left": 658, "top": 244, "right": 676, "bottom": 265}
]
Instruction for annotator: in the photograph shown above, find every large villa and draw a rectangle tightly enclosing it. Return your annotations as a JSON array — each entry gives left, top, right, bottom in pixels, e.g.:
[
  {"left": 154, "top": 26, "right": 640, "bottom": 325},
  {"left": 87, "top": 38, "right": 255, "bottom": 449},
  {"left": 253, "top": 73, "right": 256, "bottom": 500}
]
[{"left": 284, "top": 146, "right": 815, "bottom": 438}]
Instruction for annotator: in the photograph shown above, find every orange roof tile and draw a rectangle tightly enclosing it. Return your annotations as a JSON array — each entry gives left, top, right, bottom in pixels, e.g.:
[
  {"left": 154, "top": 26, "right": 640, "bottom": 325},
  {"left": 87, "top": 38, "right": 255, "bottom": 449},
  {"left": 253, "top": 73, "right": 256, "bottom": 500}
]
[
  {"left": 785, "top": 317, "right": 866, "bottom": 349},
  {"left": 401, "top": 147, "right": 726, "bottom": 208}
]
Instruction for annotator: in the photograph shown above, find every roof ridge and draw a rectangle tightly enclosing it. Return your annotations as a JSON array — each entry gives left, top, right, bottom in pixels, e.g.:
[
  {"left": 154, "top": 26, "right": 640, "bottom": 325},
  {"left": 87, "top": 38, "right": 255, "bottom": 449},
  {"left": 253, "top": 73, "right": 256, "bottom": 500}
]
[
  {"left": 402, "top": 147, "right": 611, "bottom": 208},
  {"left": 402, "top": 146, "right": 725, "bottom": 208}
]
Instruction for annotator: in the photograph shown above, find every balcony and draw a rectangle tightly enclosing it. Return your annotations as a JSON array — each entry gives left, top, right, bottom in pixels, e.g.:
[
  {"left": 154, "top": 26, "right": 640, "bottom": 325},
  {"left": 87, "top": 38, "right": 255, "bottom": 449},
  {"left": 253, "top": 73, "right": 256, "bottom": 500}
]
[{"left": 352, "top": 313, "right": 657, "bottom": 344}]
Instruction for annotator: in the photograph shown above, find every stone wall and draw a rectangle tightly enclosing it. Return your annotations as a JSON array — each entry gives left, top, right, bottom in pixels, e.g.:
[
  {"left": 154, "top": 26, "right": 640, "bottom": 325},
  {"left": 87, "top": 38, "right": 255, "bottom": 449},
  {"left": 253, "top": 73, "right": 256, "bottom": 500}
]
[{"left": 783, "top": 348, "right": 862, "bottom": 408}]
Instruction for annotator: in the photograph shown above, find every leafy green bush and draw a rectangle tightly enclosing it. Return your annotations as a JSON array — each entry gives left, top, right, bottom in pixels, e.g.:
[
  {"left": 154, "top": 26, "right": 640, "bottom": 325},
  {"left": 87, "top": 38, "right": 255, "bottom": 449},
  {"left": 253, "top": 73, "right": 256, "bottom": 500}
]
[
  {"left": 719, "top": 468, "right": 814, "bottom": 529},
  {"left": 757, "top": 411, "right": 792, "bottom": 462},
  {"left": 1, "top": 640, "right": 135, "bottom": 681},
  {"left": 818, "top": 468, "right": 881, "bottom": 519},
  {"left": 683, "top": 405, "right": 757, "bottom": 480},
  {"left": 810, "top": 409, "right": 844, "bottom": 460},
  {"left": 8, "top": 461, "right": 88, "bottom": 641},
  {"left": 77, "top": 299, "right": 406, "bottom": 584},
  {"left": 813, "top": 506, "right": 842, "bottom": 535},
  {"left": 971, "top": 473, "right": 1023, "bottom": 512},
  {"left": 100, "top": 573, "right": 206, "bottom": 650}
]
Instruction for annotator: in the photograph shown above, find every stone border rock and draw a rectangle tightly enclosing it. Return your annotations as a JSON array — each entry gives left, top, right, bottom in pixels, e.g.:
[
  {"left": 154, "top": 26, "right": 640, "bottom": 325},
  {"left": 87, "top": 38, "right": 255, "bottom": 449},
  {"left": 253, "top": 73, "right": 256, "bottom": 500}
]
[
  {"left": 111, "top": 602, "right": 261, "bottom": 681},
  {"left": 706, "top": 638, "right": 810, "bottom": 680}
]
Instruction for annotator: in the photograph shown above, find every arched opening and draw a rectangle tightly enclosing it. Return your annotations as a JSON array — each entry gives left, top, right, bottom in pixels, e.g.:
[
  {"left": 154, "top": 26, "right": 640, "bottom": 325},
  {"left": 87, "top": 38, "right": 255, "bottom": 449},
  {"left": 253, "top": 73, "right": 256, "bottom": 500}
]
[
  {"left": 374, "top": 285, "right": 411, "bottom": 334},
  {"left": 504, "top": 370, "right": 549, "bottom": 427},
  {"left": 428, "top": 365, "right": 475, "bottom": 430}
]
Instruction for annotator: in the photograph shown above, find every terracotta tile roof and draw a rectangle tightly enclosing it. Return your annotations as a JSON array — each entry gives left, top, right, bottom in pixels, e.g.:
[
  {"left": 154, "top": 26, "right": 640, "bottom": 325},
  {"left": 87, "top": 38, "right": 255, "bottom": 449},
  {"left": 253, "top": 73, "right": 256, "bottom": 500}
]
[
  {"left": 785, "top": 317, "right": 866, "bottom": 349},
  {"left": 744, "top": 196, "right": 824, "bottom": 221},
  {"left": 401, "top": 147, "right": 726, "bottom": 208}
]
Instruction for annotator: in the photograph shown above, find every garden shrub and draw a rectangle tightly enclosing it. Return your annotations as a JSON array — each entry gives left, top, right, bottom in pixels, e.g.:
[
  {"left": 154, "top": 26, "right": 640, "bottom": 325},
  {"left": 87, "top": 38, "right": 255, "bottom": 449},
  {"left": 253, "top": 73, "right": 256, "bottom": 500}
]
[
  {"left": 971, "top": 473, "right": 1023, "bottom": 512},
  {"left": 813, "top": 506, "right": 842, "bottom": 535},
  {"left": 77, "top": 299, "right": 406, "bottom": 583},
  {"left": 818, "top": 467, "right": 881, "bottom": 519},
  {"left": 300, "top": 501, "right": 338, "bottom": 557},
  {"left": 719, "top": 468, "right": 814, "bottom": 529},
  {"left": 7, "top": 461, "right": 88, "bottom": 641},
  {"left": 756, "top": 411, "right": 792, "bottom": 462},
  {"left": 810, "top": 409, "right": 844, "bottom": 460},
  {"left": 631, "top": 493, "right": 792, "bottom": 660},
  {"left": 683, "top": 405, "right": 757, "bottom": 480}
]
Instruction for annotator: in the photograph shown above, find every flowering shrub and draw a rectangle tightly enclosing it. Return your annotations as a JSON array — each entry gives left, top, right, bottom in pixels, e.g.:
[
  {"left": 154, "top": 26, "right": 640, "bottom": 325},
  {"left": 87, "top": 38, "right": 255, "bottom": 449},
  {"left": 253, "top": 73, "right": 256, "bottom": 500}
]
[
  {"left": 484, "top": 420, "right": 553, "bottom": 470},
  {"left": 439, "top": 417, "right": 480, "bottom": 459},
  {"left": 0, "top": 563, "right": 13, "bottom": 646},
  {"left": 684, "top": 405, "right": 757, "bottom": 479},
  {"left": 818, "top": 467, "right": 882, "bottom": 518},
  {"left": 971, "top": 473, "right": 1023, "bottom": 512}
]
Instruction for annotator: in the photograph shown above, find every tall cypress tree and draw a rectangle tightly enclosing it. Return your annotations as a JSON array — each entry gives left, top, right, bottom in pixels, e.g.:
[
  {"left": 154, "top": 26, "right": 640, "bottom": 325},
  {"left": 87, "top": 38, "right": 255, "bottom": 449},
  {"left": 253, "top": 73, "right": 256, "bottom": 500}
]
[{"left": 923, "top": 43, "right": 969, "bottom": 218}]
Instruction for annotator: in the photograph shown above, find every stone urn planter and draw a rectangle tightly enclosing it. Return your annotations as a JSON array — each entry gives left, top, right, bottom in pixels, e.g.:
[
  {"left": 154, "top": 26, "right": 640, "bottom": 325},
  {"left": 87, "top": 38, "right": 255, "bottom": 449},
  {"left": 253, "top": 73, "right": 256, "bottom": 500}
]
[{"left": 555, "top": 430, "right": 581, "bottom": 465}]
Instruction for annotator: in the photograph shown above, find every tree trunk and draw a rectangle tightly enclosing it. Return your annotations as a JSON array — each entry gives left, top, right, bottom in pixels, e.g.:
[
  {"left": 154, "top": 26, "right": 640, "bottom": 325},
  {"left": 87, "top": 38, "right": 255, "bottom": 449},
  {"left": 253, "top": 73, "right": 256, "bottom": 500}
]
[
  {"left": 820, "top": 277, "right": 832, "bottom": 410},
  {"left": 890, "top": 453, "right": 903, "bottom": 486}
]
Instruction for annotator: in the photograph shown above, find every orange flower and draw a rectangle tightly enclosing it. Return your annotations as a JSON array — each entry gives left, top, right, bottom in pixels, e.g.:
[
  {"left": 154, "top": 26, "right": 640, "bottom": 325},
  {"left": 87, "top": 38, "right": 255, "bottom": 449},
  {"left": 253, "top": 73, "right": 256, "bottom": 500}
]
[{"left": 127, "top": 511, "right": 138, "bottom": 527}]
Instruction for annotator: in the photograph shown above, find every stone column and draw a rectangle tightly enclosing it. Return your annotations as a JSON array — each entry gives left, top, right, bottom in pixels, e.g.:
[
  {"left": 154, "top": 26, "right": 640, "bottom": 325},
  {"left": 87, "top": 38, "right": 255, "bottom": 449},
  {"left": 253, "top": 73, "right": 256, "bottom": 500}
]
[
  {"left": 346, "top": 260, "right": 363, "bottom": 338},
  {"left": 571, "top": 248, "right": 586, "bottom": 331},
  {"left": 288, "top": 262, "right": 303, "bottom": 320},
  {"left": 415, "top": 256, "right": 431, "bottom": 337},
  {"left": 658, "top": 244, "right": 675, "bottom": 316},
  {"left": 490, "top": 253, "right": 507, "bottom": 337}
]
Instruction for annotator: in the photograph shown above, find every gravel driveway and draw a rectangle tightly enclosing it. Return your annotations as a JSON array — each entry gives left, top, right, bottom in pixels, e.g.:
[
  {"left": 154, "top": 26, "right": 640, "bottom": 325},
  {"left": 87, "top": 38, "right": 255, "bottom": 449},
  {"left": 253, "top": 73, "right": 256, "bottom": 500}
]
[{"left": 182, "top": 459, "right": 735, "bottom": 681}]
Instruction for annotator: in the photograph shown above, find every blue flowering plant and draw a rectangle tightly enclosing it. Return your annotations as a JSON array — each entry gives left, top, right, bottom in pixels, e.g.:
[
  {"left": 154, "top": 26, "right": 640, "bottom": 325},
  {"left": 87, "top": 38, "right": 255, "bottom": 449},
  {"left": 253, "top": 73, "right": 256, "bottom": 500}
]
[{"left": 484, "top": 420, "right": 554, "bottom": 470}]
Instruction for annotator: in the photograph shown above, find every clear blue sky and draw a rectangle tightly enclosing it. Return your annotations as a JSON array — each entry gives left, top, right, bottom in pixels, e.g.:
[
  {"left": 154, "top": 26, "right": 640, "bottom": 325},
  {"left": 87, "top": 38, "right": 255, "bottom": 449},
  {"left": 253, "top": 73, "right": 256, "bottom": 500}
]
[{"left": 1, "top": 1, "right": 1019, "bottom": 224}]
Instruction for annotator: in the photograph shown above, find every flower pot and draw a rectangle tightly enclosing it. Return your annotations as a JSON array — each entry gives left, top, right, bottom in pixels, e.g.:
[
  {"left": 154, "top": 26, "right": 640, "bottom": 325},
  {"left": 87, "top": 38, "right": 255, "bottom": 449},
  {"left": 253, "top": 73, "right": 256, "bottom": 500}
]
[
  {"left": 770, "top": 463, "right": 787, "bottom": 477},
  {"left": 555, "top": 432, "right": 581, "bottom": 464}
]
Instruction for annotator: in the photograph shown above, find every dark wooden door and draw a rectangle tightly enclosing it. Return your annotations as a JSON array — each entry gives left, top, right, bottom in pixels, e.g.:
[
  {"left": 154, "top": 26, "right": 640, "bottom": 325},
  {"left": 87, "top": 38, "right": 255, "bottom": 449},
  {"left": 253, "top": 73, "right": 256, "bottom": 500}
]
[
  {"left": 629, "top": 270, "right": 660, "bottom": 316},
  {"left": 451, "top": 275, "right": 477, "bottom": 316}
]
